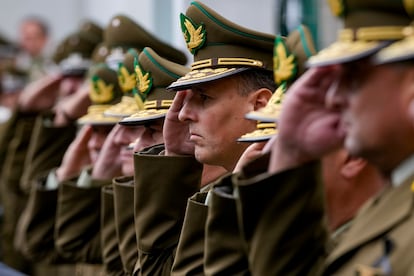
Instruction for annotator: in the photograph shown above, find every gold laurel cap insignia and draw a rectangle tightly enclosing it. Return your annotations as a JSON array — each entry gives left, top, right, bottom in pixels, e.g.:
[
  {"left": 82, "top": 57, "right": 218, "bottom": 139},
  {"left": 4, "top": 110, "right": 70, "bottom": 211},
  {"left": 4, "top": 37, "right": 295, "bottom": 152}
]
[
  {"left": 327, "top": 0, "right": 345, "bottom": 17},
  {"left": 134, "top": 58, "right": 153, "bottom": 99},
  {"left": 273, "top": 36, "right": 297, "bottom": 85},
  {"left": 180, "top": 13, "right": 206, "bottom": 55},
  {"left": 118, "top": 64, "right": 137, "bottom": 93},
  {"left": 89, "top": 75, "right": 115, "bottom": 104}
]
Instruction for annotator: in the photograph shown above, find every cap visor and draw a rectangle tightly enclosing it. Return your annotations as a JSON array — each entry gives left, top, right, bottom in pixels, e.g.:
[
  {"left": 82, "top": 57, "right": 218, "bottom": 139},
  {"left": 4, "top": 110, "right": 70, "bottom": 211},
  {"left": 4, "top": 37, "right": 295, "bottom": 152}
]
[
  {"left": 237, "top": 128, "right": 277, "bottom": 143},
  {"left": 77, "top": 113, "right": 120, "bottom": 126},
  {"left": 168, "top": 67, "right": 249, "bottom": 90},
  {"left": 118, "top": 109, "right": 167, "bottom": 126},
  {"left": 374, "top": 38, "right": 414, "bottom": 65},
  {"left": 306, "top": 41, "right": 389, "bottom": 67}
]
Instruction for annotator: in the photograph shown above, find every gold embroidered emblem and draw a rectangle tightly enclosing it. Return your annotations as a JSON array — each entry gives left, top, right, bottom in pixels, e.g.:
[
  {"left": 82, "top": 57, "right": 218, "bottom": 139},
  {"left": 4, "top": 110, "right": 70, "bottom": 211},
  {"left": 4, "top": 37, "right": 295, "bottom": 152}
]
[
  {"left": 411, "top": 181, "right": 414, "bottom": 192},
  {"left": 89, "top": 75, "right": 114, "bottom": 104},
  {"left": 327, "top": 0, "right": 345, "bottom": 17},
  {"left": 134, "top": 60, "right": 152, "bottom": 97},
  {"left": 118, "top": 65, "right": 137, "bottom": 93},
  {"left": 180, "top": 13, "right": 206, "bottom": 54},
  {"left": 273, "top": 36, "right": 297, "bottom": 85}
]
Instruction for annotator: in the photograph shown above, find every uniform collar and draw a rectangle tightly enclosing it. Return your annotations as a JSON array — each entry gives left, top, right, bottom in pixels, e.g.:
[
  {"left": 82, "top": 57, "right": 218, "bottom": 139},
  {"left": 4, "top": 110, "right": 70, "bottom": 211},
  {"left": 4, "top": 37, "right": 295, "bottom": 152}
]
[{"left": 391, "top": 154, "right": 414, "bottom": 187}]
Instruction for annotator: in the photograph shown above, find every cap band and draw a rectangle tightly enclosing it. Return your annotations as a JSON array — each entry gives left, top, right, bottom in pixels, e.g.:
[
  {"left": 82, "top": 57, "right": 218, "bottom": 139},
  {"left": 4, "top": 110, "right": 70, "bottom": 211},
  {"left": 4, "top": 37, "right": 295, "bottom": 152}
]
[{"left": 339, "top": 26, "right": 406, "bottom": 41}]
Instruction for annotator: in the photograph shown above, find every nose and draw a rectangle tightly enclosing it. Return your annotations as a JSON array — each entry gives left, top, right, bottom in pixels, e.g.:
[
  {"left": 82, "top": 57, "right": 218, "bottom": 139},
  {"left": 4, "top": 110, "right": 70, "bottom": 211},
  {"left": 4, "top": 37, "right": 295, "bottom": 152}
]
[
  {"left": 177, "top": 90, "right": 196, "bottom": 122},
  {"left": 325, "top": 78, "right": 347, "bottom": 111},
  {"left": 133, "top": 127, "right": 153, "bottom": 152}
]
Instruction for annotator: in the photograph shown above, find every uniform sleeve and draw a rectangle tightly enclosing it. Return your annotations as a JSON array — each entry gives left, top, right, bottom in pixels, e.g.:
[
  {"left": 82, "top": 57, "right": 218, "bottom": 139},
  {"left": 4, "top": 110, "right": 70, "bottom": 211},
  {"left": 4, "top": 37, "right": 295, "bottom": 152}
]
[
  {"left": 54, "top": 170, "right": 110, "bottom": 263},
  {"left": 20, "top": 112, "right": 77, "bottom": 194},
  {"left": 234, "top": 154, "right": 328, "bottom": 276},
  {"left": 113, "top": 176, "right": 138, "bottom": 275},
  {"left": 203, "top": 175, "right": 250, "bottom": 276},
  {"left": 133, "top": 150, "right": 202, "bottom": 276},
  {"left": 14, "top": 170, "right": 69, "bottom": 264},
  {"left": 171, "top": 191, "right": 208, "bottom": 276},
  {"left": 101, "top": 184, "right": 124, "bottom": 276}
]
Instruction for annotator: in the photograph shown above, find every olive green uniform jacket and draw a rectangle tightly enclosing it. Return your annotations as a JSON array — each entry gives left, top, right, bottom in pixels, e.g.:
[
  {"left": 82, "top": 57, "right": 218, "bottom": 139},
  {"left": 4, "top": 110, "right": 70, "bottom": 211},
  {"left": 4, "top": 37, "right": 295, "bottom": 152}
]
[
  {"left": 113, "top": 176, "right": 138, "bottom": 275},
  {"left": 132, "top": 145, "right": 249, "bottom": 276},
  {"left": 1, "top": 110, "right": 76, "bottom": 274},
  {"left": 234, "top": 154, "right": 414, "bottom": 275},
  {"left": 132, "top": 145, "right": 202, "bottom": 275}
]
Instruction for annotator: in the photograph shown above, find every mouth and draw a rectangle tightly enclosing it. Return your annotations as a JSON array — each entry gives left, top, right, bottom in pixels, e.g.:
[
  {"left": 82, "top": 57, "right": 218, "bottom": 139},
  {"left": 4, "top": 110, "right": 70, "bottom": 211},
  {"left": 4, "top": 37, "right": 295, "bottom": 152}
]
[{"left": 120, "top": 148, "right": 133, "bottom": 160}]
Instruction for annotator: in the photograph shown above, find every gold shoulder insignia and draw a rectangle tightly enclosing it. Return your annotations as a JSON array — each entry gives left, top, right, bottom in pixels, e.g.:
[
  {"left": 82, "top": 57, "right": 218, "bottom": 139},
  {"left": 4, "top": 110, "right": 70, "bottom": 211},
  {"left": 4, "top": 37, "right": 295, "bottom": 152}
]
[
  {"left": 89, "top": 75, "right": 115, "bottom": 104},
  {"left": 134, "top": 59, "right": 152, "bottom": 99},
  {"left": 273, "top": 36, "right": 297, "bottom": 85},
  {"left": 118, "top": 64, "right": 137, "bottom": 93},
  {"left": 327, "top": 0, "right": 345, "bottom": 17},
  {"left": 180, "top": 13, "right": 206, "bottom": 54}
]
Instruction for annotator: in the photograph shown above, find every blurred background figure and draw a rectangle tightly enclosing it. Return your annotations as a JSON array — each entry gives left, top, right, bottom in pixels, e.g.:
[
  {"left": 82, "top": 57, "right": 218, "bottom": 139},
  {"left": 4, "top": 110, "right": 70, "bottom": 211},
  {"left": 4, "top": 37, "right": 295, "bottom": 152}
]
[{"left": 14, "top": 15, "right": 56, "bottom": 83}]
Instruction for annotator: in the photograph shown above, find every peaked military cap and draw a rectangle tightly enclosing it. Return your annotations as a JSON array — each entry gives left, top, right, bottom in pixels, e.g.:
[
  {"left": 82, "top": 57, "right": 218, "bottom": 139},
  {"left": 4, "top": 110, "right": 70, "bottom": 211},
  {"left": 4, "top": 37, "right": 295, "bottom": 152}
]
[
  {"left": 53, "top": 20, "right": 103, "bottom": 76},
  {"left": 104, "top": 14, "right": 187, "bottom": 66},
  {"left": 78, "top": 63, "right": 123, "bottom": 125},
  {"left": 239, "top": 25, "right": 317, "bottom": 143},
  {"left": 168, "top": 0, "right": 275, "bottom": 90},
  {"left": 307, "top": 0, "right": 414, "bottom": 67},
  {"left": 119, "top": 47, "right": 189, "bottom": 125},
  {"left": 91, "top": 42, "right": 110, "bottom": 64},
  {"left": 79, "top": 20, "right": 103, "bottom": 45},
  {"left": 247, "top": 25, "right": 316, "bottom": 123},
  {"left": 103, "top": 48, "right": 141, "bottom": 117}
]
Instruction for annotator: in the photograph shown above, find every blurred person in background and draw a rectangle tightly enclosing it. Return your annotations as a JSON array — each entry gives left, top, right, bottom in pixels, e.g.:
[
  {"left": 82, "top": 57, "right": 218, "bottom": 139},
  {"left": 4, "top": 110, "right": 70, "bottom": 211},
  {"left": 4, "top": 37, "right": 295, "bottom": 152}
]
[{"left": 15, "top": 15, "right": 56, "bottom": 83}]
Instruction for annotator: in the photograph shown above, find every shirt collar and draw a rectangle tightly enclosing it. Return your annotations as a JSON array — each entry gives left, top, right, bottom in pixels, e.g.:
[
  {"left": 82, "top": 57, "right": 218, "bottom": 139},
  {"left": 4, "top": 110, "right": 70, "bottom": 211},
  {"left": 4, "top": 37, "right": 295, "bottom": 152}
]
[{"left": 391, "top": 154, "right": 414, "bottom": 187}]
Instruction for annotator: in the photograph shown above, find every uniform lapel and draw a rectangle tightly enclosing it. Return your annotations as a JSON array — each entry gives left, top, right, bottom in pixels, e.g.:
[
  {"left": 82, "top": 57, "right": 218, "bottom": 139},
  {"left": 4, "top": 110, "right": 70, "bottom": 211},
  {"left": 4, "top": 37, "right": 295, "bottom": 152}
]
[{"left": 326, "top": 178, "right": 413, "bottom": 267}]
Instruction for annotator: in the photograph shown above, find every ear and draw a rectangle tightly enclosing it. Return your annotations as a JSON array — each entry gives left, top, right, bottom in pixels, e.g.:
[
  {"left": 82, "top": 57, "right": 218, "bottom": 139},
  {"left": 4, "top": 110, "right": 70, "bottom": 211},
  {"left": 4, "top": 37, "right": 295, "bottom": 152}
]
[
  {"left": 340, "top": 154, "right": 367, "bottom": 179},
  {"left": 250, "top": 88, "right": 273, "bottom": 111}
]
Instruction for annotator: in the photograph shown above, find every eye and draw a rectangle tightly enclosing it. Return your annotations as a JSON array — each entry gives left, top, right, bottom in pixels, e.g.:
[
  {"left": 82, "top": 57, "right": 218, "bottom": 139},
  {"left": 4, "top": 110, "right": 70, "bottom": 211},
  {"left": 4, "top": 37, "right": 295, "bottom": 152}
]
[{"left": 199, "top": 93, "right": 212, "bottom": 102}]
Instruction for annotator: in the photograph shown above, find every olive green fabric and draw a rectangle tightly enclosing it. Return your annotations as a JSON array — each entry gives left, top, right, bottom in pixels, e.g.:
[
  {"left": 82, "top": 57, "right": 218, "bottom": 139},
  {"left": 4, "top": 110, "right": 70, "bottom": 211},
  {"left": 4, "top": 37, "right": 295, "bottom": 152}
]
[
  {"left": 168, "top": 0, "right": 275, "bottom": 90},
  {"left": 113, "top": 176, "right": 138, "bottom": 275},
  {"left": 133, "top": 147, "right": 202, "bottom": 275},
  {"left": 104, "top": 14, "right": 187, "bottom": 65},
  {"left": 234, "top": 155, "right": 327, "bottom": 276},
  {"left": 204, "top": 180, "right": 250, "bottom": 276},
  {"left": 171, "top": 191, "right": 208, "bottom": 276},
  {"left": 14, "top": 172, "right": 71, "bottom": 264},
  {"left": 232, "top": 152, "right": 414, "bottom": 275},
  {"left": 101, "top": 185, "right": 124, "bottom": 276},
  {"left": 20, "top": 112, "right": 77, "bottom": 194},
  {"left": 79, "top": 20, "right": 103, "bottom": 46},
  {"left": 55, "top": 178, "right": 107, "bottom": 263},
  {"left": 0, "top": 111, "right": 37, "bottom": 273},
  {"left": 324, "top": 174, "right": 414, "bottom": 275},
  {"left": 53, "top": 20, "right": 102, "bottom": 65}
]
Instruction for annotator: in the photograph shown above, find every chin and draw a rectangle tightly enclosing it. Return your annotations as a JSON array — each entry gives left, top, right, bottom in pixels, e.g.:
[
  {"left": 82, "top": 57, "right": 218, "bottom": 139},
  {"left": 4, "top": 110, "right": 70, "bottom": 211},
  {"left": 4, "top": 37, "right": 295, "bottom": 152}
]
[{"left": 122, "top": 165, "right": 135, "bottom": 176}]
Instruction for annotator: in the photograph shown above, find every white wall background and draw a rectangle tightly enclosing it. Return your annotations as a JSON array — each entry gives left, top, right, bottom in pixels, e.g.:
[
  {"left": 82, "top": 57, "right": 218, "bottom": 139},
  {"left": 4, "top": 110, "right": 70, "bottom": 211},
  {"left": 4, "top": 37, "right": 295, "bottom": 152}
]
[{"left": 0, "top": 0, "right": 340, "bottom": 58}]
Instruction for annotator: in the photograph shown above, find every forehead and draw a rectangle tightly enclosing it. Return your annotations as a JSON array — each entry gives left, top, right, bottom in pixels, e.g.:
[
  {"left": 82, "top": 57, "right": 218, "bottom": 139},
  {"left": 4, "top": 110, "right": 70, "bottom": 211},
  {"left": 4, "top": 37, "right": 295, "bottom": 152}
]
[
  {"left": 92, "top": 125, "right": 113, "bottom": 134},
  {"left": 341, "top": 58, "right": 375, "bottom": 73},
  {"left": 190, "top": 76, "right": 238, "bottom": 93}
]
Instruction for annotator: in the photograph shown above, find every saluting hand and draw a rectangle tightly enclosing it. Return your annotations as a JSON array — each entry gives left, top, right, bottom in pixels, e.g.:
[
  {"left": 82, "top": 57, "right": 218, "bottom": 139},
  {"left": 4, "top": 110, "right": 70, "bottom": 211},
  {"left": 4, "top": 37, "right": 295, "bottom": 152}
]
[
  {"left": 163, "top": 90, "right": 195, "bottom": 156},
  {"left": 91, "top": 124, "right": 123, "bottom": 180},
  {"left": 268, "top": 66, "right": 344, "bottom": 174},
  {"left": 18, "top": 74, "right": 63, "bottom": 112},
  {"left": 56, "top": 125, "right": 93, "bottom": 182}
]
